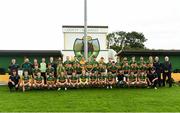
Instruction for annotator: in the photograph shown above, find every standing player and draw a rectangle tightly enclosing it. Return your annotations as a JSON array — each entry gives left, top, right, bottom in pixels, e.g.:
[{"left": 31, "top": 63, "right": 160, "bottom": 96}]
[
  {"left": 33, "top": 71, "right": 44, "bottom": 89},
  {"left": 40, "top": 58, "right": 47, "bottom": 84},
  {"left": 21, "top": 58, "right": 33, "bottom": 75},
  {"left": 56, "top": 72, "right": 68, "bottom": 91},
  {"left": 162, "top": 56, "right": 172, "bottom": 87},
  {"left": 20, "top": 70, "right": 31, "bottom": 92},
  {"left": 8, "top": 59, "right": 20, "bottom": 75},
  {"left": 153, "top": 56, "right": 162, "bottom": 87},
  {"left": 56, "top": 63, "right": 65, "bottom": 77}
]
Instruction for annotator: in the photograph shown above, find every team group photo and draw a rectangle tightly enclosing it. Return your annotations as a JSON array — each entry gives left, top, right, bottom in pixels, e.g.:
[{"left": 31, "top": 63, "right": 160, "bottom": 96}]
[{"left": 0, "top": 0, "right": 180, "bottom": 112}]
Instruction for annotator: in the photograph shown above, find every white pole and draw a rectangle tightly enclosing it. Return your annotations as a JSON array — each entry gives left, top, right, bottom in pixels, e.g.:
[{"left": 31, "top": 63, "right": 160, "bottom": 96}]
[{"left": 84, "top": 0, "right": 88, "bottom": 61}]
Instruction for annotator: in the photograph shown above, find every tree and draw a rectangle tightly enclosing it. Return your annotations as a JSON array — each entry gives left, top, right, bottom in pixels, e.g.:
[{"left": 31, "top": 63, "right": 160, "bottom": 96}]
[{"left": 107, "top": 31, "right": 147, "bottom": 52}]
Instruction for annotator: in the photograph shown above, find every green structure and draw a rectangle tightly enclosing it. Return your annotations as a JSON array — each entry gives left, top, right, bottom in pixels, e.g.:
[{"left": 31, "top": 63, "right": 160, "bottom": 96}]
[
  {"left": 0, "top": 50, "right": 62, "bottom": 74},
  {"left": 117, "top": 50, "right": 180, "bottom": 72}
]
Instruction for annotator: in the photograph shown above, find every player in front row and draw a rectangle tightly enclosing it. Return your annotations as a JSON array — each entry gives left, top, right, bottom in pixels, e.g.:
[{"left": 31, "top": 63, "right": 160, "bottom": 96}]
[
  {"left": 33, "top": 71, "right": 44, "bottom": 89},
  {"left": 56, "top": 72, "right": 68, "bottom": 91},
  {"left": 20, "top": 70, "right": 31, "bottom": 92},
  {"left": 69, "top": 72, "right": 79, "bottom": 88},
  {"left": 106, "top": 72, "right": 116, "bottom": 89},
  {"left": 79, "top": 70, "right": 89, "bottom": 88},
  {"left": 45, "top": 72, "right": 55, "bottom": 89}
]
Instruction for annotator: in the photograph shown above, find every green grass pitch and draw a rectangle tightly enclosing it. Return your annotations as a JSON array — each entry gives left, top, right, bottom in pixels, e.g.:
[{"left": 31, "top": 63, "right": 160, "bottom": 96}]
[{"left": 0, "top": 86, "right": 180, "bottom": 112}]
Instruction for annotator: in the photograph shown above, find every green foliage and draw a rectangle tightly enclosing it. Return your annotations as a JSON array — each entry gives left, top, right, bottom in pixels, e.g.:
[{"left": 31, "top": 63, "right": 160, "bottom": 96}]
[
  {"left": 0, "top": 86, "right": 180, "bottom": 112},
  {"left": 107, "top": 31, "right": 148, "bottom": 52}
]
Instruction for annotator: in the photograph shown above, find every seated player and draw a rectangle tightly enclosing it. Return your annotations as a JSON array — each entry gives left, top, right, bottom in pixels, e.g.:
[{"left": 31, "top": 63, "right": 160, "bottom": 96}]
[
  {"left": 33, "top": 71, "right": 44, "bottom": 89},
  {"left": 56, "top": 72, "right": 68, "bottom": 91},
  {"left": 147, "top": 67, "right": 158, "bottom": 89},
  {"left": 97, "top": 71, "right": 107, "bottom": 88},
  {"left": 89, "top": 72, "right": 98, "bottom": 87},
  {"left": 69, "top": 72, "right": 79, "bottom": 88},
  {"left": 79, "top": 69, "right": 89, "bottom": 88},
  {"left": 127, "top": 71, "right": 137, "bottom": 87},
  {"left": 45, "top": 72, "right": 55, "bottom": 89},
  {"left": 20, "top": 70, "right": 31, "bottom": 92},
  {"left": 138, "top": 69, "right": 147, "bottom": 87},
  {"left": 117, "top": 68, "right": 125, "bottom": 87},
  {"left": 106, "top": 72, "right": 116, "bottom": 89}
]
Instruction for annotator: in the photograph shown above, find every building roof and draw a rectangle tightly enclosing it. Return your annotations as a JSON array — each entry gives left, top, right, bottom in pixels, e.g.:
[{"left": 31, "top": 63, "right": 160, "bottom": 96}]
[
  {"left": 117, "top": 50, "right": 180, "bottom": 56},
  {"left": 62, "top": 25, "right": 108, "bottom": 28},
  {"left": 0, "top": 50, "right": 63, "bottom": 56}
]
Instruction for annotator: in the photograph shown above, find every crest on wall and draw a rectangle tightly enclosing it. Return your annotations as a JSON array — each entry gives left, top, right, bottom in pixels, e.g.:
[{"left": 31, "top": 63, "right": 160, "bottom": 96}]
[{"left": 73, "top": 36, "right": 100, "bottom": 59}]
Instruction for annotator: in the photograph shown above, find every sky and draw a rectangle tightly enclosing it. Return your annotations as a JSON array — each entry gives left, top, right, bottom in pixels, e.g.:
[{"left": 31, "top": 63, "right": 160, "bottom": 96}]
[{"left": 0, "top": 0, "right": 180, "bottom": 50}]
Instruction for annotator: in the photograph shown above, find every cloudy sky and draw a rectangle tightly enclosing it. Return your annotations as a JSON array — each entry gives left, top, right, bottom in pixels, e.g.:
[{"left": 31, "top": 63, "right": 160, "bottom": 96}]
[{"left": 0, "top": 0, "right": 180, "bottom": 50}]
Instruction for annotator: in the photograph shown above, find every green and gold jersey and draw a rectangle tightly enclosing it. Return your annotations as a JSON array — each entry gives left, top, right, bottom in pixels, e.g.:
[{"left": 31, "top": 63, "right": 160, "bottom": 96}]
[
  {"left": 139, "top": 74, "right": 146, "bottom": 81},
  {"left": 122, "top": 65, "right": 130, "bottom": 74},
  {"left": 35, "top": 76, "right": 43, "bottom": 84},
  {"left": 58, "top": 76, "right": 67, "bottom": 83},
  {"left": 75, "top": 66, "right": 82, "bottom": 74},
  {"left": 109, "top": 65, "right": 118, "bottom": 74},
  {"left": 106, "top": 62, "right": 112, "bottom": 71},
  {"left": 70, "top": 76, "right": 78, "bottom": 83},
  {"left": 66, "top": 67, "right": 74, "bottom": 75},
  {"left": 115, "top": 62, "right": 122, "bottom": 69},
  {"left": 46, "top": 67, "right": 55, "bottom": 75},
  {"left": 90, "top": 75, "right": 97, "bottom": 81},
  {"left": 33, "top": 68, "right": 41, "bottom": 76},
  {"left": 98, "top": 75, "right": 106, "bottom": 81},
  {"left": 130, "top": 66, "right": 139, "bottom": 73},
  {"left": 139, "top": 65, "right": 147, "bottom": 72},
  {"left": 57, "top": 66, "right": 65, "bottom": 75},
  {"left": 86, "top": 61, "right": 93, "bottom": 71},
  {"left": 22, "top": 75, "right": 30, "bottom": 83},
  {"left": 128, "top": 75, "right": 136, "bottom": 82},
  {"left": 47, "top": 76, "right": 54, "bottom": 81},
  {"left": 80, "top": 75, "right": 89, "bottom": 83},
  {"left": 107, "top": 74, "right": 116, "bottom": 81},
  {"left": 63, "top": 60, "right": 72, "bottom": 67}
]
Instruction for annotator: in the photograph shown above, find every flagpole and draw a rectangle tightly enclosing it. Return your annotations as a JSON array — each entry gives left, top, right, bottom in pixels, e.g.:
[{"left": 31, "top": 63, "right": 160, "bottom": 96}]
[{"left": 84, "top": 0, "right": 88, "bottom": 61}]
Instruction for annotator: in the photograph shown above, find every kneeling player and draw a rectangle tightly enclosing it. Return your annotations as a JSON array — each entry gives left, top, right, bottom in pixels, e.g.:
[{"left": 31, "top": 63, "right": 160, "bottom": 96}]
[
  {"left": 147, "top": 68, "right": 158, "bottom": 89},
  {"left": 20, "top": 70, "right": 31, "bottom": 92},
  {"left": 106, "top": 72, "right": 116, "bottom": 89},
  {"left": 69, "top": 72, "right": 79, "bottom": 88},
  {"left": 33, "top": 71, "right": 44, "bottom": 89},
  {"left": 45, "top": 72, "right": 55, "bottom": 89},
  {"left": 56, "top": 72, "right": 68, "bottom": 90},
  {"left": 79, "top": 70, "right": 89, "bottom": 88}
]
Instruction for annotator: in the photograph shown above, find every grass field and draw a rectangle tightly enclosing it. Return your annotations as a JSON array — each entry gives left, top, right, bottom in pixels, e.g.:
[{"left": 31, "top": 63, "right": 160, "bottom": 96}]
[{"left": 0, "top": 86, "right": 180, "bottom": 112}]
